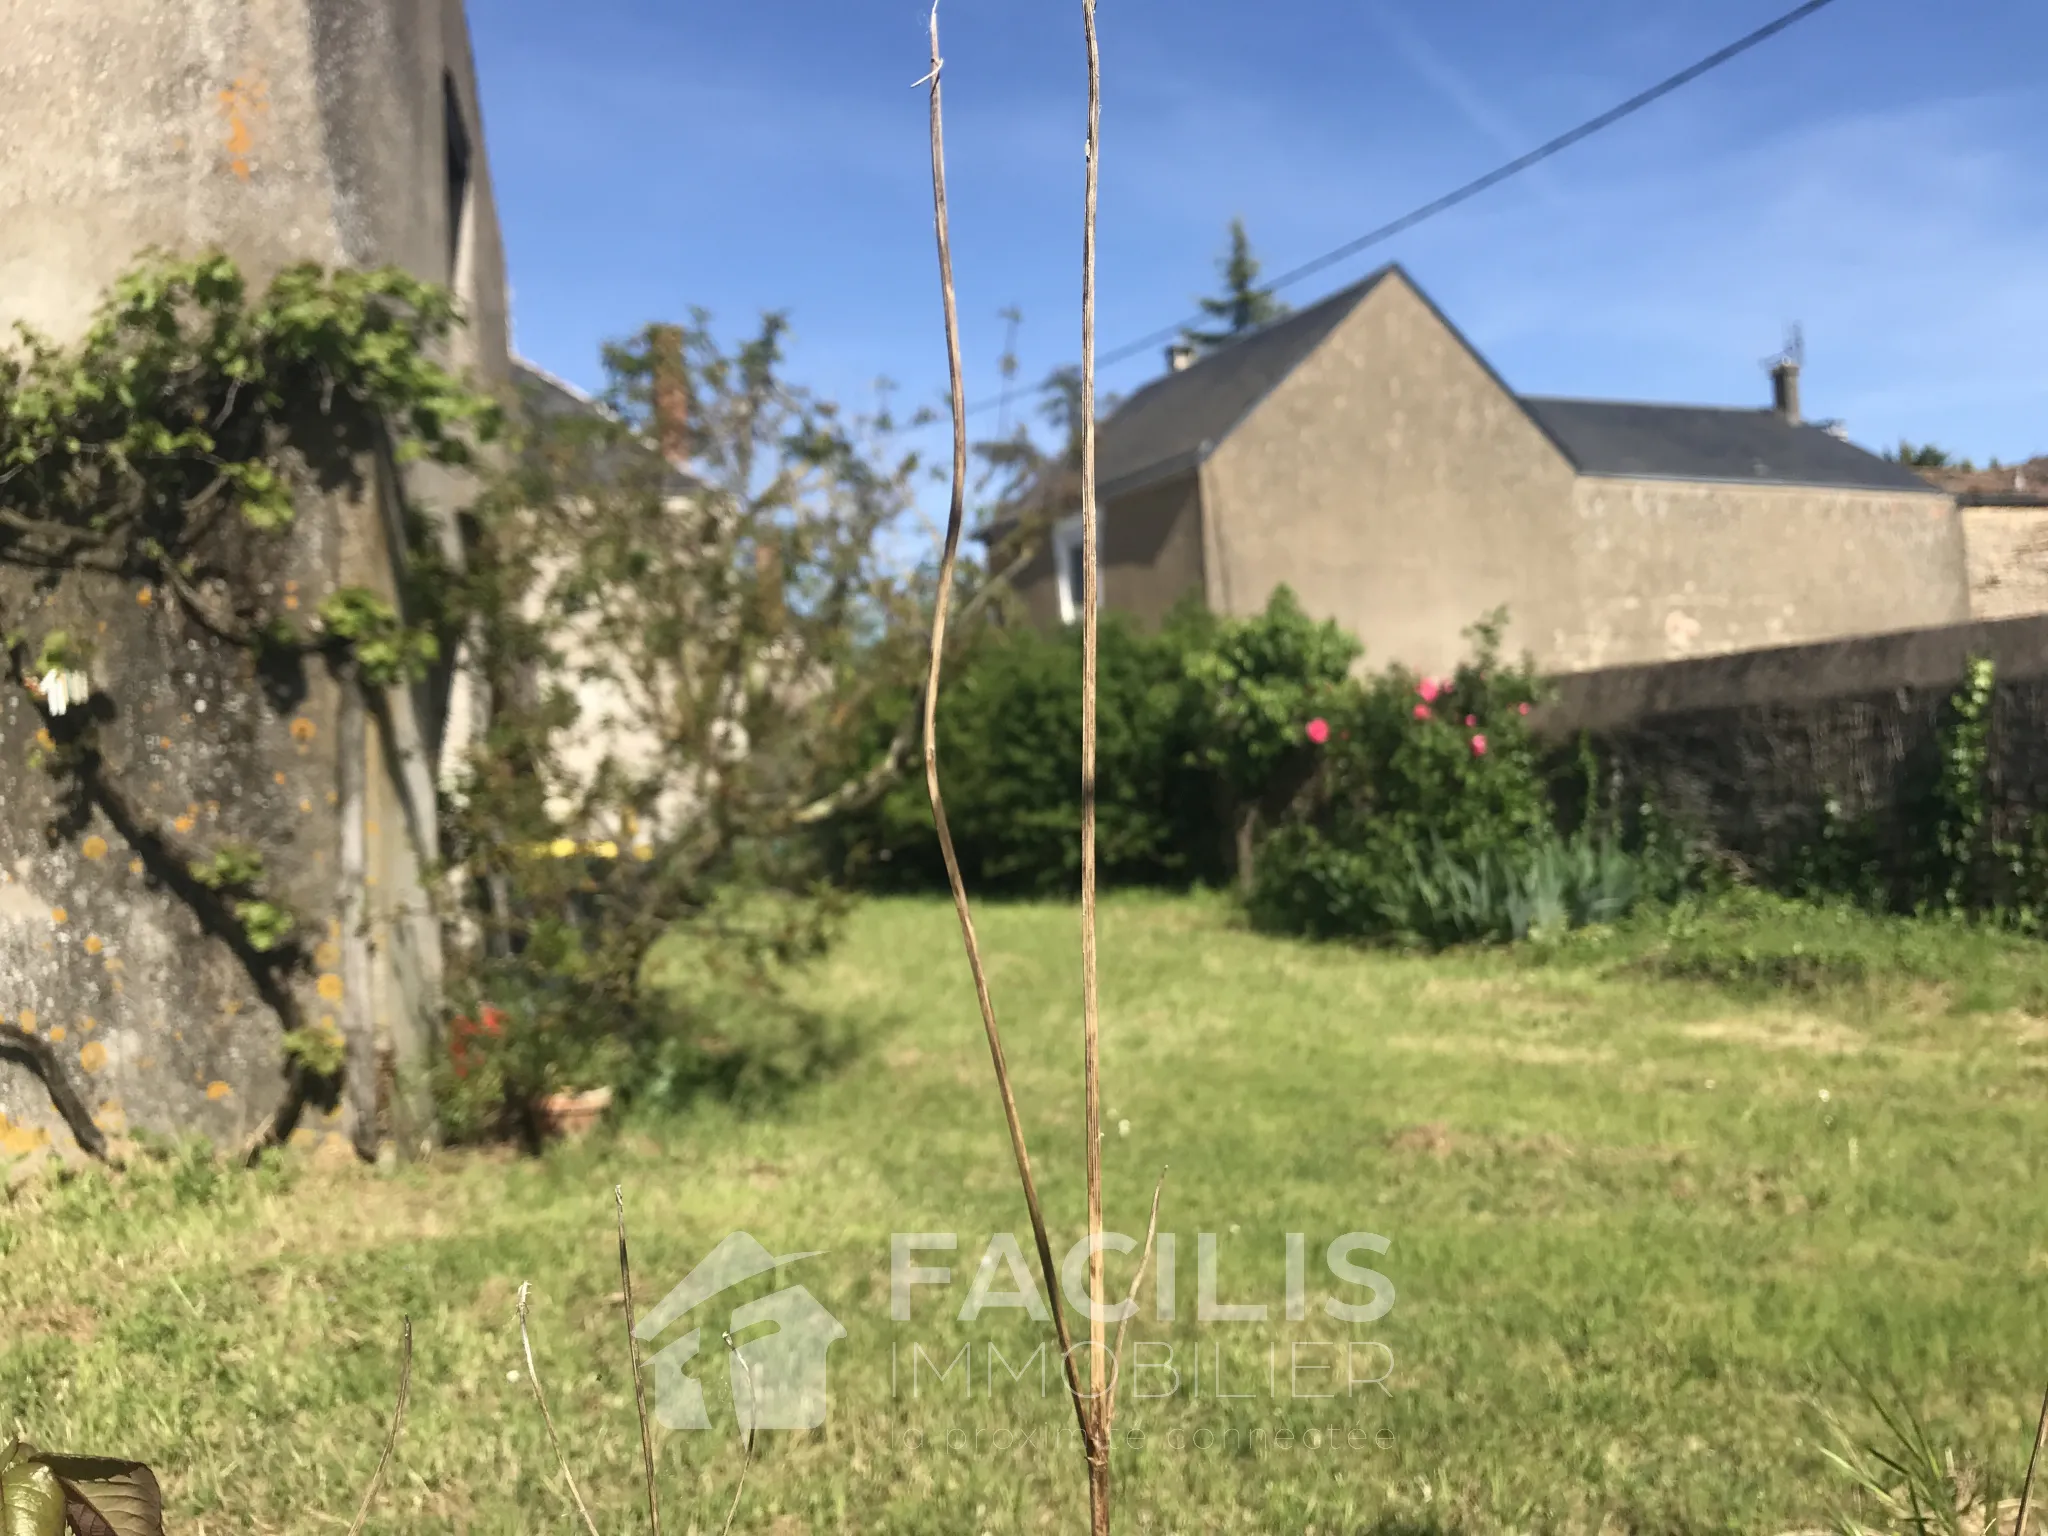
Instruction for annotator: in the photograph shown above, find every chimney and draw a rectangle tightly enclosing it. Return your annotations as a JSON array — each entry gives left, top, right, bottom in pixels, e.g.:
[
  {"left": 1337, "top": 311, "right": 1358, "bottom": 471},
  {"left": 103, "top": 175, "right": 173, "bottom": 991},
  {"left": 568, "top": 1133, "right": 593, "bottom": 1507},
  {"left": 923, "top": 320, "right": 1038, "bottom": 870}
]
[
  {"left": 648, "top": 322, "right": 691, "bottom": 466},
  {"left": 1165, "top": 342, "right": 1196, "bottom": 374},
  {"left": 1770, "top": 358, "right": 1800, "bottom": 425}
]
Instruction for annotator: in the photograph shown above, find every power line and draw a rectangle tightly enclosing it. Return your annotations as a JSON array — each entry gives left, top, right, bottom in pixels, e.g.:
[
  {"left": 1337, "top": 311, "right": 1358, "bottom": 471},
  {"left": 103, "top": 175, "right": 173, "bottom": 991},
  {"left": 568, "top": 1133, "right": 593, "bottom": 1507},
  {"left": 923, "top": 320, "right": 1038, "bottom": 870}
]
[{"left": 966, "top": 0, "right": 1843, "bottom": 420}]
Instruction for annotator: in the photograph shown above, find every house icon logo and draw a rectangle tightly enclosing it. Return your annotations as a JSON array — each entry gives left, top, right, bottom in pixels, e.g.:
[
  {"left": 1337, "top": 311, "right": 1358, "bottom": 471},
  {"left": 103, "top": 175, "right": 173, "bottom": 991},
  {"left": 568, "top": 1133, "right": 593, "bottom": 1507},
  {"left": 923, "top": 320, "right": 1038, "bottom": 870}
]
[{"left": 634, "top": 1232, "right": 846, "bottom": 1432}]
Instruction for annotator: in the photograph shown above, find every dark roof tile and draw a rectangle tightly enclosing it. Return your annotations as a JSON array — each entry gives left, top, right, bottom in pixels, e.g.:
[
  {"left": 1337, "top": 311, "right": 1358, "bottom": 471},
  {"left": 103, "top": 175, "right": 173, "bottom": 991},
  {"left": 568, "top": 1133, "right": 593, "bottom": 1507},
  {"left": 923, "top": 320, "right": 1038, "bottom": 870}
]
[{"left": 1518, "top": 397, "right": 1937, "bottom": 494}]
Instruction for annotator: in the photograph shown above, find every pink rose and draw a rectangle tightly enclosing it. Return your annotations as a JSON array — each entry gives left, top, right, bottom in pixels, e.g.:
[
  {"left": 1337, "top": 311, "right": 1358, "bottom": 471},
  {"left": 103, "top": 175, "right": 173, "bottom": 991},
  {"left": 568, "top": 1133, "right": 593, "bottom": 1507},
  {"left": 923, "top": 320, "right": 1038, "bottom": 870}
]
[
  {"left": 1418, "top": 678, "right": 1441, "bottom": 703},
  {"left": 1413, "top": 704, "right": 1431, "bottom": 721},
  {"left": 1305, "top": 718, "right": 1330, "bottom": 745},
  {"left": 1464, "top": 714, "right": 1476, "bottom": 726},
  {"left": 1518, "top": 702, "right": 1531, "bottom": 716},
  {"left": 1470, "top": 733, "right": 1488, "bottom": 756}
]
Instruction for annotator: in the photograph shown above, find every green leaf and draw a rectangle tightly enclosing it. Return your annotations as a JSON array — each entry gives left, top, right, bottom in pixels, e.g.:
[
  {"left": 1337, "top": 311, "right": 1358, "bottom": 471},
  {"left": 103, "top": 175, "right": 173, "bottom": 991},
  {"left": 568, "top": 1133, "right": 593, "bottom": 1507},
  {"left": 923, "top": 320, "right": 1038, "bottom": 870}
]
[
  {"left": 0, "top": 1460, "right": 63, "bottom": 1536},
  {"left": 34, "top": 1458, "right": 164, "bottom": 1536}
]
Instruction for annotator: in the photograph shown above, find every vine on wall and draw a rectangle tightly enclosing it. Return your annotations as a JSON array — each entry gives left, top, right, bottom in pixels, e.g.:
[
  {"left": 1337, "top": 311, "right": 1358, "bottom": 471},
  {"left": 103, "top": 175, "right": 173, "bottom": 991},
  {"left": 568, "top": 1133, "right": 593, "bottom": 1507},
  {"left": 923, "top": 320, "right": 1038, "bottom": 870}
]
[{"left": 0, "top": 252, "right": 503, "bottom": 1155}]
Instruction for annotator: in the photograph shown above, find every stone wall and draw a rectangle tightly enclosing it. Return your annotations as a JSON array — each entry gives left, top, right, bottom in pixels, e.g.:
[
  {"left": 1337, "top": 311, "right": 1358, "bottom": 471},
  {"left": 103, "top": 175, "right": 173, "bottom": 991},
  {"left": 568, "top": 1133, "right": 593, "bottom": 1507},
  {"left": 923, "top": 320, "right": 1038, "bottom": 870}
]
[{"left": 1536, "top": 612, "right": 2048, "bottom": 875}]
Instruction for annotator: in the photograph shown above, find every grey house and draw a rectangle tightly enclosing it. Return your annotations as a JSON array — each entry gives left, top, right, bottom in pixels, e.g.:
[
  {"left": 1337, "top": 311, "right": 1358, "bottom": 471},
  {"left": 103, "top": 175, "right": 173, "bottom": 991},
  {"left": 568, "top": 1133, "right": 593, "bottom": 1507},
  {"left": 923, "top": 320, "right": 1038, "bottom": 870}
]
[{"left": 996, "top": 265, "right": 1968, "bottom": 678}]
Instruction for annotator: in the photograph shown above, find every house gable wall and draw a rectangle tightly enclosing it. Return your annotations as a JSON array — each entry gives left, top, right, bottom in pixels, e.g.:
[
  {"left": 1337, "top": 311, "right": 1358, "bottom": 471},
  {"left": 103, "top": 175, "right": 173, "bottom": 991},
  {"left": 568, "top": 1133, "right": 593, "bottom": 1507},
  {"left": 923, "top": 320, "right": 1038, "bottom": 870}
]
[{"left": 1201, "top": 272, "right": 1580, "bottom": 677}]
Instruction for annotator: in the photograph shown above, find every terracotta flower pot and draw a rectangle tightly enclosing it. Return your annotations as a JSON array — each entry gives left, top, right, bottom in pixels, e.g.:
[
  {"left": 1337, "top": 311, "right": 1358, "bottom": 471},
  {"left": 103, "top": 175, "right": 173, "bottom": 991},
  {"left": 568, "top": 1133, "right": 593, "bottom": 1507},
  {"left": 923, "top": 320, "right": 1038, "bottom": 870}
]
[{"left": 533, "top": 1086, "right": 613, "bottom": 1141}]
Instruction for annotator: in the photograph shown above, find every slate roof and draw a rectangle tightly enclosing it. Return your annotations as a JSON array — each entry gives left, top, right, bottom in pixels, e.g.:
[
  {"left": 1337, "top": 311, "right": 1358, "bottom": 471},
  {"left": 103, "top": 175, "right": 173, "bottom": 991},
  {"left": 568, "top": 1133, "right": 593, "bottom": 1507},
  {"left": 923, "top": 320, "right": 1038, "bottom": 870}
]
[
  {"left": 1518, "top": 397, "right": 1939, "bottom": 494},
  {"left": 1094, "top": 268, "right": 1393, "bottom": 498}
]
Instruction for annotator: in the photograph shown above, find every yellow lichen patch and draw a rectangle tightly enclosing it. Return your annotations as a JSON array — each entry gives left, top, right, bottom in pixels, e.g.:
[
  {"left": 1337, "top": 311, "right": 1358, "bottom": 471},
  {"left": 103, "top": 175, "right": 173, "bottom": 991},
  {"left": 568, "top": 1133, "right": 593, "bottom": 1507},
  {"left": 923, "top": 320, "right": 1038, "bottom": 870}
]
[
  {"left": 1, "top": 1119, "right": 50, "bottom": 1157},
  {"left": 136, "top": 586, "right": 153, "bottom": 607},
  {"left": 158, "top": 737, "right": 172, "bottom": 750},
  {"left": 298, "top": 798, "right": 312, "bottom": 813},
  {"left": 328, "top": 917, "right": 342, "bottom": 938},
  {"left": 79, "top": 1041, "right": 108, "bottom": 1073},
  {"left": 128, "top": 859, "right": 144, "bottom": 875},
  {"left": 274, "top": 772, "right": 287, "bottom": 786},
  {"left": 46, "top": 1025, "right": 64, "bottom": 1043},
  {"left": 48, "top": 907, "right": 65, "bottom": 925},
  {"left": 80, "top": 1017, "right": 96, "bottom": 1032},
  {"left": 35, "top": 728, "right": 53, "bottom": 751},
  {"left": 206, "top": 1080, "right": 232, "bottom": 1101},
  {"left": 17, "top": 1009, "right": 36, "bottom": 1032},
  {"left": 317, "top": 974, "right": 344, "bottom": 1001},
  {"left": 284, "top": 594, "right": 300, "bottom": 611},
  {"left": 633, "top": 844, "right": 654, "bottom": 861},
  {"left": 314, "top": 941, "right": 340, "bottom": 970},
  {"left": 83, "top": 935, "right": 103, "bottom": 955},
  {"left": 81, "top": 835, "right": 108, "bottom": 861},
  {"left": 290, "top": 717, "right": 317, "bottom": 743},
  {"left": 173, "top": 815, "right": 195, "bottom": 834}
]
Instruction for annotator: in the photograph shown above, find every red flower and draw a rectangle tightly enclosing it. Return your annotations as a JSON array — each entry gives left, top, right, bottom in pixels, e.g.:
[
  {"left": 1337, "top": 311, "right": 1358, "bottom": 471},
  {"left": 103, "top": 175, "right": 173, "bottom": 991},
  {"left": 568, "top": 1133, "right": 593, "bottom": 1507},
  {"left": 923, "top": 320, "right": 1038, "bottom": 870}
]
[
  {"left": 1518, "top": 702, "right": 1532, "bottom": 716},
  {"left": 1418, "top": 678, "right": 1441, "bottom": 703},
  {"left": 1464, "top": 714, "right": 1476, "bottom": 726},
  {"left": 1305, "top": 718, "right": 1330, "bottom": 745},
  {"left": 1470, "top": 733, "right": 1489, "bottom": 757},
  {"left": 1413, "top": 704, "right": 1431, "bottom": 721}
]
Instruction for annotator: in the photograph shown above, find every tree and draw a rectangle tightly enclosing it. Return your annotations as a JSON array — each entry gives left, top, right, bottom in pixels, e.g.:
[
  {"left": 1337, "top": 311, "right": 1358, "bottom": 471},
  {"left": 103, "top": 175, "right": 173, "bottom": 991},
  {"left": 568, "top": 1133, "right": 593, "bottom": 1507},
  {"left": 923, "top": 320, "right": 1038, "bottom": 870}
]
[
  {"left": 1894, "top": 441, "right": 1974, "bottom": 471},
  {"left": 435, "top": 310, "right": 949, "bottom": 1137},
  {"left": 1182, "top": 218, "right": 1289, "bottom": 352}
]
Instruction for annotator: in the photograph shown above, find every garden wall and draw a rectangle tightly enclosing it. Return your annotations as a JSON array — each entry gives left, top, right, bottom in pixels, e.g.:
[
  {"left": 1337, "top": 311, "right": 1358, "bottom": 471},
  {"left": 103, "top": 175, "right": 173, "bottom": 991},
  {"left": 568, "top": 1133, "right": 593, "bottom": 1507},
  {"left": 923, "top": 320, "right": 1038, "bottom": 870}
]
[{"left": 1536, "top": 613, "right": 2048, "bottom": 873}]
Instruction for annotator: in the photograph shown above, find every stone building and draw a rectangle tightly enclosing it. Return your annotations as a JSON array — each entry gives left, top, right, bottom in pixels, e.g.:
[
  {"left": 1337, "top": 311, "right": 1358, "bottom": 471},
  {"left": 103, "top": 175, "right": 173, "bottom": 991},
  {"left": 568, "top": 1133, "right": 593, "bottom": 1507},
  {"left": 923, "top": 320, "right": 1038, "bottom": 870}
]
[
  {"left": 994, "top": 265, "right": 1978, "bottom": 678},
  {"left": 0, "top": 0, "right": 511, "bottom": 1162},
  {"left": 1911, "top": 458, "right": 2048, "bottom": 621}
]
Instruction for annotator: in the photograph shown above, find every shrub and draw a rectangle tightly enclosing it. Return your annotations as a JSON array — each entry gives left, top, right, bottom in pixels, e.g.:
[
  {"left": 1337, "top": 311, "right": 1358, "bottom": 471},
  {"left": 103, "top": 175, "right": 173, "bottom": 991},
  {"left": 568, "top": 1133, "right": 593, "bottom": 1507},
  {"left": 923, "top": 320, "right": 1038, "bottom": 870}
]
[
  {"left": 1249, "top": 611, "right": 1683, "bottom": 945},
  {"left": 831, "top": 603, "right": 1222, "bottom": 893}
]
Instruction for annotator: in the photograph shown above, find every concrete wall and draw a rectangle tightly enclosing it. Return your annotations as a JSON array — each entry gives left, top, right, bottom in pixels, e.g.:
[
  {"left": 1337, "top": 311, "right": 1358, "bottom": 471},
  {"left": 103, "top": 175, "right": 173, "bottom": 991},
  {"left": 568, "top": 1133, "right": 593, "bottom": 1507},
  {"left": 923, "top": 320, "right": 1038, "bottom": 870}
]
[
  {"left": 1561, "top": 478, "right": 1969, "bottom": 672},
  {"left": 0, "top": 0, "right": 508, "bottom": 1162},
  {"left": 1962, "top": 508, "right": 2048, "bottom": 621},
  {"left": 1006, "top": 471, "right": 1205, "bottom": 632},
  {"left": 1201, "top": 272, "right": 1582, "bottom": 678}
]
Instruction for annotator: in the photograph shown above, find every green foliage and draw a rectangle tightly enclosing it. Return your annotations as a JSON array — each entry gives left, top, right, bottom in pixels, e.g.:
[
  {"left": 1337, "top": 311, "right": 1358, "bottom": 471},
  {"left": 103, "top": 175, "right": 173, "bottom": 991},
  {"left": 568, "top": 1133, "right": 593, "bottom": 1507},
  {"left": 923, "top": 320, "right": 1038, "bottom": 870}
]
[
  {"left": 1892, "top": 441, "right": 1971, "bottom": 471},
  {"left": 316, "top": 586, "right": 439, "bottom": 686},
  {"left": 1183, "top": 585, "right": 1358, "bottom": 802},
  {"left": 435, "top": 310, "right": 935, "bottom": 1139},
  {"left": 1816, "top": 1372, "right": 2012, "bottom": 1535},
  {"left": 832, "top": 602, "right": 1223, "bottom": 893},
  {"left": 186, "top": 843, "right": 296, "bottom": 953},
  {"left": 0, "top": 251, "right": 497, "bottom": 688},
  {"left": 187, "top": 842, "right": 265, "bottom": 892},
  {"left": 279, "top": 1016, "right": 346, "bottom": 1079},
  {"left": 1182, "top": 218, "right": 1290, "bottom": 351}
]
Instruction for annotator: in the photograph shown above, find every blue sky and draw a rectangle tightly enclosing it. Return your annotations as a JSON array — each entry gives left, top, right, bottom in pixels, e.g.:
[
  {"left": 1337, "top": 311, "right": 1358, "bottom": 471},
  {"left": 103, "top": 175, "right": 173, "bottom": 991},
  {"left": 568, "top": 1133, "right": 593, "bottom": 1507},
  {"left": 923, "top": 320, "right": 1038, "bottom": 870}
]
[{"left": 472, "top": 0, "right": 2048, "bottom": 477}]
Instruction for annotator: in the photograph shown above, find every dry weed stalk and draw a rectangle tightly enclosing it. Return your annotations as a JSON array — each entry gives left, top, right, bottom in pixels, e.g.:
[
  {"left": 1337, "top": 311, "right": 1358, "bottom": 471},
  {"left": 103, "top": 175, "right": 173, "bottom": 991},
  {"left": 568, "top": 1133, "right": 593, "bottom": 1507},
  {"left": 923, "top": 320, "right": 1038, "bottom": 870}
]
[
  {"left": 919, "top": 4, "right": 1161, "bottom": 1530},
  {"left": 342, "top": 1318, "right": 412, "bottom": 1536}
]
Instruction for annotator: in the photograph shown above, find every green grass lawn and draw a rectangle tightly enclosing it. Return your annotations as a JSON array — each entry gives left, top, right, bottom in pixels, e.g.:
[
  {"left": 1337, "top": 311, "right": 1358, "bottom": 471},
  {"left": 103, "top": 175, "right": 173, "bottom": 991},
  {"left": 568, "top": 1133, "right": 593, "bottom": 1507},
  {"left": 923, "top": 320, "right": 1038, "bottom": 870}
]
[{"left": 8, "top": 892, "right": 2048, "bottom": 1533}]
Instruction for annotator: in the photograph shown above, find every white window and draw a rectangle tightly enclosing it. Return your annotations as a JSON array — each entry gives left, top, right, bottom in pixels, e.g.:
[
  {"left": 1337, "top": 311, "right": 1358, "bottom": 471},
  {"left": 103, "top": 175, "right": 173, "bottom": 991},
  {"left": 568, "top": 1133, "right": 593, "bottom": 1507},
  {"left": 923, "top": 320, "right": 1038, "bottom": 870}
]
[{"left": 1053, "top": 514, "right": 1099, "bottom": 625}]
